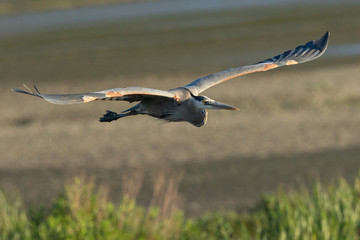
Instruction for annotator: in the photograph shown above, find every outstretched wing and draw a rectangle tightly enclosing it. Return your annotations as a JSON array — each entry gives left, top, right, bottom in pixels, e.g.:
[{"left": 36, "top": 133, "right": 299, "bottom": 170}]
[
  {"left": 12, "top": 85, "right": 177, "bottom": 104},
  {"left": 184, "top": 31, "right": 330, "bottom": 95}
]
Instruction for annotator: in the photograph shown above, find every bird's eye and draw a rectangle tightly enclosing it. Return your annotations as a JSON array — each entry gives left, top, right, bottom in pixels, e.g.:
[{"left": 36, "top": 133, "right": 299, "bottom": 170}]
[{"left": 203, "top": 100, "right": 207, "bottom": 104}]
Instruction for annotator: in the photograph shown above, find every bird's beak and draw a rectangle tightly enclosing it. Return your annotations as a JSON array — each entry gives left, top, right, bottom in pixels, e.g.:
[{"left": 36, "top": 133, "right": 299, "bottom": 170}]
[{"left": 208, "top": 101, "right": 239, "bottom": 110}]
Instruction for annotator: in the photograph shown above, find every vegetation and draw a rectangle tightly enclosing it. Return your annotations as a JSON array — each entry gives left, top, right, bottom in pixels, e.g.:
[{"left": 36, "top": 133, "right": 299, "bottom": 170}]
[
  {"left": 2, "top": 3, "right": 360, "bottom": 239},
  {"left": 1, "top": 173, "right": 360, "bottom": 240}
]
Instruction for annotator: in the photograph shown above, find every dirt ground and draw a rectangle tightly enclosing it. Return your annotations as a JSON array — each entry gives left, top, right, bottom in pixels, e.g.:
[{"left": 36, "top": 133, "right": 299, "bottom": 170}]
[
  {"left": 1, "top": 2, "right": 360, "bottom": 216},
  {"left": 2, "top": 63, "right": 360, "bottom": 216}
]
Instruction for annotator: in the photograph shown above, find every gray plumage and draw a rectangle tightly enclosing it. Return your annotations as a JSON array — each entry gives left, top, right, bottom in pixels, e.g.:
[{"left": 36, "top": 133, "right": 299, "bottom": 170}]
[{"left": 12, "top": 32, "right": 329, "bottom": 127}]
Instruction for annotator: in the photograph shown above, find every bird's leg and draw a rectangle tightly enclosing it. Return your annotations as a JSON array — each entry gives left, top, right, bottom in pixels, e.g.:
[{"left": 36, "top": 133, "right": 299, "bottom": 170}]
[{"left": 99, "top": 110, "right": 124, "bottom": 122}]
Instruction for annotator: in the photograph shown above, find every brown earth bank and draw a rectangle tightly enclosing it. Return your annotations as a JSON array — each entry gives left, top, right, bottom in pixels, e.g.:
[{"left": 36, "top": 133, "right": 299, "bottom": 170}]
[
  {"left": 1, "top": 2, "right": 360, "bottom": 217},
  {"left": 1, "top": 147, "right": 360, "bottom": 217},
  {"left": 2, "top": 64, "right": 360, "bottom": 216}
]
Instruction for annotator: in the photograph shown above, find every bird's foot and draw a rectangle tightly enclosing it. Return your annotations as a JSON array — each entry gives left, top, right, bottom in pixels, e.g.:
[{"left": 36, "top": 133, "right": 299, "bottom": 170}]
[{"left": 99, "top": 110, "right": 119, "bottom": 122}]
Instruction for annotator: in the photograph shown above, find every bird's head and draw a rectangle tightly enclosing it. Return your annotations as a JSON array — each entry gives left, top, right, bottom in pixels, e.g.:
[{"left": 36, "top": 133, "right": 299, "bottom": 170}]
[{"left": 193, "top": 95, "right": 238, "bottom": 110}]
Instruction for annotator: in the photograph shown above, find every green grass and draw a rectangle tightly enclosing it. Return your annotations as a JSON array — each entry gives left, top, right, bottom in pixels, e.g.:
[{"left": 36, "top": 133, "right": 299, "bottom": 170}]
[{"left": 1, "top": 174, "right": 360, "bottom": 240}]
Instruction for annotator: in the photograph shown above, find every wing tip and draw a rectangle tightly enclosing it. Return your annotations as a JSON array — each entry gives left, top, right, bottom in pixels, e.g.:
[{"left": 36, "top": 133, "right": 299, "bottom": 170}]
[
  {"left": 304, "top": 30, "right": 330, "bottom": 62},
  {"left": 11, "top": 88, "right": 21, "bottom": 93},
  {"left": 257, "top": 31, "right": 330, "bottom": 66},
  {"left": 316, "top": 31, "right": 330, "bottom": 52},
  {"left": 12, "top": 87, "right": 42, "bottom": 98}
]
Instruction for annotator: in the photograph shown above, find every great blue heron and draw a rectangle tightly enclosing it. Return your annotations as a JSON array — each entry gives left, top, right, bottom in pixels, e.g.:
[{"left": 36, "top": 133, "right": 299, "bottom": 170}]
[{"left": 13, "top": 32, "right": 329, "bottom": 127}]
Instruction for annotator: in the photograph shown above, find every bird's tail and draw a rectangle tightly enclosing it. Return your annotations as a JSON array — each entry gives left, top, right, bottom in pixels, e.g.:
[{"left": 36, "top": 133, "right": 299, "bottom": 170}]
[{"left": 12, "top": 84, "right": 43, "bottom": 99}]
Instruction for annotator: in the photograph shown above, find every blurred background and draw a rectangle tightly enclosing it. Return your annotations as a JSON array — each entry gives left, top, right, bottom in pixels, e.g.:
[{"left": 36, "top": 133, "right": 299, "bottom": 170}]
[{"left": 0, "top": 0, "right": 360, "bottom": 216}]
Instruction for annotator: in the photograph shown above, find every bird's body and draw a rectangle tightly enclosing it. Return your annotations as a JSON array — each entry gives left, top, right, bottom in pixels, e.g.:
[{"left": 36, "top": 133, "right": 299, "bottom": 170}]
[
  {"left": 144, "top": 88, "right": 207, "bottom": 127},
  {"left": 13, "top": 32, "right": 330, "bottom": 127},
  {"left": 103, "top": 88, "right": 208, "bottom": 126}
]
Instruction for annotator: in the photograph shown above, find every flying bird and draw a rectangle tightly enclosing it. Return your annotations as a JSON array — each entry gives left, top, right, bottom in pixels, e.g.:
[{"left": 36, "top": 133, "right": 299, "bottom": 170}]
[{"left": 13, "top": 31, "right": 329, "bottom": 127}]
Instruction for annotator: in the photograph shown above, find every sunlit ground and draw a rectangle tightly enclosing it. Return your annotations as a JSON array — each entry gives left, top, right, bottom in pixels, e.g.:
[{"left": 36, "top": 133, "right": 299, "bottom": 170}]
[{"left": 0, "top": 1, "right": 360, "bottom": 216}]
